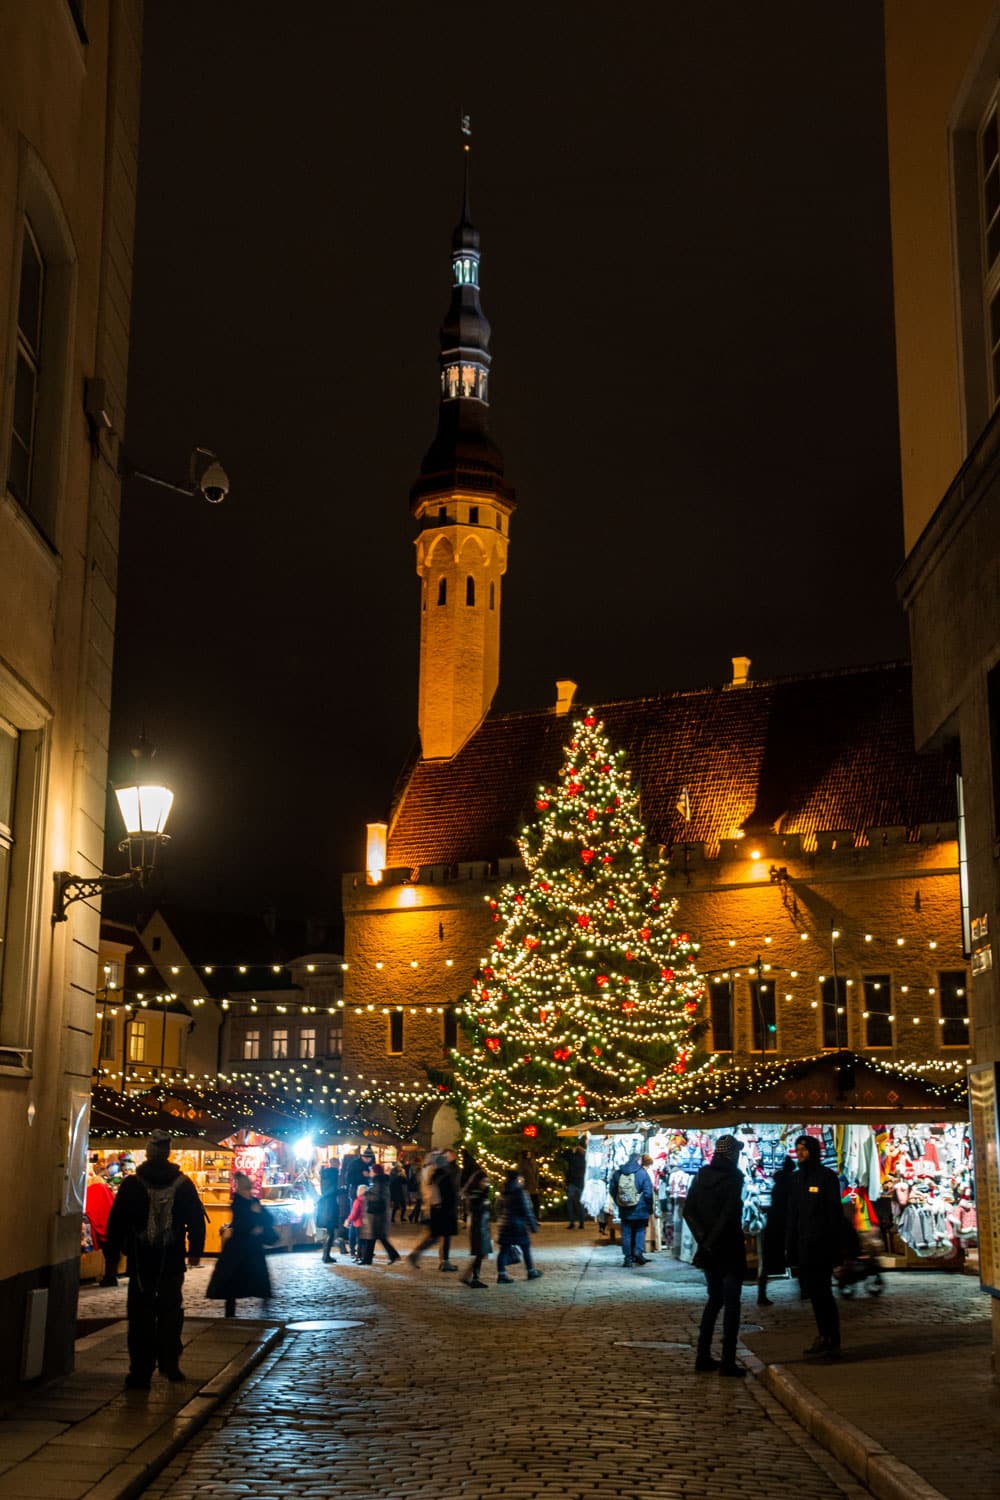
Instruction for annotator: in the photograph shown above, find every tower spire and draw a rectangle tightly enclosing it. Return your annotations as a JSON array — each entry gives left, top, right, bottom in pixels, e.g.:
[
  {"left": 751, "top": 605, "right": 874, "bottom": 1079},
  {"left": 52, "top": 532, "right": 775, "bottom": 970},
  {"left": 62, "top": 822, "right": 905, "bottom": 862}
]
[{"left": 410, "top": 128, "right": 516, "bottom": 760}]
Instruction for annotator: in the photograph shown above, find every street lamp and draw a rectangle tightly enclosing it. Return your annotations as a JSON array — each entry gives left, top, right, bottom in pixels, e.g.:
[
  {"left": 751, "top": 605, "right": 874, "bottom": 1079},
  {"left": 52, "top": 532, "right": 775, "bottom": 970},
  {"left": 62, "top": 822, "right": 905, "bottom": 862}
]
[{"left": 53, "top": 743, "right": 174, "bottom": 921}]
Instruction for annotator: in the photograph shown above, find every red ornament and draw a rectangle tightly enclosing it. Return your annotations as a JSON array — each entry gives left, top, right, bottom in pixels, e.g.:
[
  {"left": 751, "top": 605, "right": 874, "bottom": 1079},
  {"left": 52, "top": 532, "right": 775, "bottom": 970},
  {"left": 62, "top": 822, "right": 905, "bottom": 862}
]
[
  {"left": 552, "top": 1046, "right": 571, "bottom": 1062},
  {"left": 568, "top": 784, "right": 581, "bottom": 797},
  {"left": 494, "top": 938, "right": 504, "bottom": 949},
  {"left": 684, "top": 1000, "right": 698, "bottom": 1014},
  {"left": 625, "top": 951, "right": 634, "bottom": 962},
  {"left": 580, "top": 848, "right": 595, "bottom": 865},
  {"left": 524, "top": 936, "right": 539, "bottom": 949},
  {"left": 539, "top": 1009, "right": 548, "bottom": 1023},
  {"left": 481, "top": 989, "right": 489, "bottom": 1001},
  {"left": 602, "top": 855, "right": 613, "bottom": 864},
  {"left": 536, "top": 799, "right": 549, "bottom": 811},
  {"left": 489, "top": 899, "right": 498, "bottom": 909},
  {"left": 622, "top": 1000, "right": 636, "bottom": 1013},
  {"left": 640, "top": 927, "right": 651, "bottom": 941},
  {"left": 576, "top": 913, "right": 590, "bottom": 929},
  {"left": 592, "top": 1046, "right": 602, "bottom": 1057},
  {"left": 595, "top": 974, "right": 609, "bottom": 988},
  {"left": 680, "top": 932, "right": 689, "bottom": 942},
  {"left": 485, "top": 1037, "right": 500, "bottom": 1052},
  {"left": 438, "top": 1084, "right": 448, "bottom": 1092},
  {"left": 614, "top": 796, "right": 621, "bottom": 807},
  {"left": 586, "top": 808, "right": 596, "bottom": 822},
  {"left": 601, "top": 763, "right": 611, "bottom": 772},
  {"left": 576, "top": 1094, "right": 587, "bottom": 1108},
  {"left": 606, "top": 897, "right": 614, "bottom": 909},
  {"left": 584, "top": 715, "right": 596, "bottom": 726},
  {"left": 523, "top": 1124, "right": 538, "bottom": 1138},
  {"left": 539, "top": 880, "right": 550, "bottom": 891},
  {"left": 661, "top": 968, "right": 674, "bottom": 981},
  {"left": 515, "top": 894, "right": 523, "bottom": 905}
]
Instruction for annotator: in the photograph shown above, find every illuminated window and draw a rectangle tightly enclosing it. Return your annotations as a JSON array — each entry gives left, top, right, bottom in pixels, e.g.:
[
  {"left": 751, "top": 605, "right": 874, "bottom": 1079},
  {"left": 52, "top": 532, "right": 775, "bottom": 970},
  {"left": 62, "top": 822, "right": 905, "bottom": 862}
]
[
  {"left": 708, "top": 980, "right": 733, "bottom": 1052},
  {"left": 299, "top": 1028, "right": 316, "bottom": 1059},
  {"left": 862, "top": 975, "right": 893, "bottom": 1048},
  {"left": 437, "top": 577, "right": 447, "bottom": 606},
  {"left": 465, "top": 576, "right": 475, "bottom": 606},
  {"left": 243, "top": 1029, "right": 260, "bottom": 1061},
  {"left": 819, "top": 976, "right": 848, "bottom": 1049},
  {"left": 272, "top": 1028, "right": 288, "bottom": 1060},
  {"left": 750, "top": 979, "right": 777, "bottom": 1052},
  {"left": 388, "top": 1011, "right": 404, "bottom": 1054},
  {"left": 128, "top": 1021, "right": 146, "bottom": 1063},
  {"left": 938, "top": 971, "right": 969, "bottom": 1046}
]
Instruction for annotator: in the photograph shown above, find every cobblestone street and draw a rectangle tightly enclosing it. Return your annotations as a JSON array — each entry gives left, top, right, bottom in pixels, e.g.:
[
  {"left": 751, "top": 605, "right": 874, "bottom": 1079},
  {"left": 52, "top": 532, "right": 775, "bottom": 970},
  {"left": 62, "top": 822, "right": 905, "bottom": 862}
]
[{"left": 75, "top": 1224, "right": 967, "bottom": 1500}]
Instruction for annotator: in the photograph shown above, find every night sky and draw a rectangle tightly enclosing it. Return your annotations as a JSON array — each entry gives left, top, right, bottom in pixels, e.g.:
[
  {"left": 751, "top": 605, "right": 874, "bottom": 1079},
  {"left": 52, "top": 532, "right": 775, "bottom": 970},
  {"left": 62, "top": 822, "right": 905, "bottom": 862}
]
[{"left": 109, "top": 3, "right": 904, "bottom": 924}]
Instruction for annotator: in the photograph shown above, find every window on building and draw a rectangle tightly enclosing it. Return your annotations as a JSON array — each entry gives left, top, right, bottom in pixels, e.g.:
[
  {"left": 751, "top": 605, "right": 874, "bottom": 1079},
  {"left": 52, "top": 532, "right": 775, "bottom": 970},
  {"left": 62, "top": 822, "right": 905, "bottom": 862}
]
[
  {"left": 979, "top": 98, "right": 1000, "bottom": 406},
  {"left": 443, "top": 1006, "right": 459, "bottom": 1051},
  {"left": 862, "top": 975, "right": 893, "bottom": 1049},
  {"left": 8, "top": 220, "right": 44, "bottom": 517},
  {"left": 489, "top": 581, "right": 495, "bottom": 610},
  {"left": 820, "top": 976, "right": 849, "bottom": 1049},
  {"left": 938, "top": 971, "right": 969, "bottom": 1046},
  {"left": 388, "top": 1010, "right": 404, "bottom": 1054},
  {"left": 299, "top": 1028, "right": 316, "bottom": 1059},
  {"left": 750, "top": 978, "right": 777, "bottom": 1052},
  {"left": 468, "top": 506, "right": 479, "bottom": 525},
  {"left": 0, "top": 671, "right": 48, "bottom": 1047},
  {"left": 102, "top": 959, "right": 121, "bottom": 991},
  {"left": 243, "top": 1029, "right": 260, "bottom": 1061},
  {"left": 708, "top": 979, "right": 733, "bottom": 1052},
  {"left": 100, "top": 1015, "right": 115, "bottom": 1060},
  {"left": 465, "top": 576, "right": 475, "bottom": 606},
  {"left": 988, "top": 663, "right": 1000, "bottom": 840},
  {"left": 0, "top": 723, "right": 17, "bottom": 1005},
  {"left": 437, "top": 577, "right": 447, "bottom": 606},
  {"left": 327, "top": 1024, "right": 343, "bottom": 1058},
  {"left": 272, "top": 1028, "right": 288, "bottom": 1060},
  {"left": 128, "top": 1021, "right": 146, "bottom": 1063}
]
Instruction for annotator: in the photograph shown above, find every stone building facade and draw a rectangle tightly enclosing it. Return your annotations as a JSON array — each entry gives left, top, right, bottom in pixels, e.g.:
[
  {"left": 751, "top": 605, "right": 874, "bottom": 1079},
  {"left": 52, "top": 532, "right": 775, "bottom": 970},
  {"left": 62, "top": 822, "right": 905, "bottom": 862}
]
[{"left": 0, "top": 2, "right": 142, "bottom": 1389}]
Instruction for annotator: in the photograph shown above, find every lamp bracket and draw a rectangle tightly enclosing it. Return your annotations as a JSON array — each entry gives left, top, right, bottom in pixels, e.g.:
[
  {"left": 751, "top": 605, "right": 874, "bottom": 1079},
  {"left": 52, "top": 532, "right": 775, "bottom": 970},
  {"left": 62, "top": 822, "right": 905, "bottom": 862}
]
[{"left": 53, "top": 869, "right": 141, "bottom": 924}]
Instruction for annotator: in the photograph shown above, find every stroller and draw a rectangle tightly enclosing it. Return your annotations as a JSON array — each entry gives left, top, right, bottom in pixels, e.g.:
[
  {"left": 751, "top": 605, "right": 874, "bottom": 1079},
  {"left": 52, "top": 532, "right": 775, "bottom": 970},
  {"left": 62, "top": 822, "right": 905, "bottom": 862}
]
[{"left": 834, "top": 1251, "right": 885, "bottom": 1297}]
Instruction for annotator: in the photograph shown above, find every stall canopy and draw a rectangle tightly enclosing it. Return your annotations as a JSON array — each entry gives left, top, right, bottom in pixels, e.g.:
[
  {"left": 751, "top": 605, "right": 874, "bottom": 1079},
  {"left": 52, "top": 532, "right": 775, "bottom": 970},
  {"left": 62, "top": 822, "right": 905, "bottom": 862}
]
[
  {"left": 568, "top": 1052, "right": 968, "bottom": 1133},
  {"left": 88, "top": 1085, "right": 232, "bottom": 1145}
]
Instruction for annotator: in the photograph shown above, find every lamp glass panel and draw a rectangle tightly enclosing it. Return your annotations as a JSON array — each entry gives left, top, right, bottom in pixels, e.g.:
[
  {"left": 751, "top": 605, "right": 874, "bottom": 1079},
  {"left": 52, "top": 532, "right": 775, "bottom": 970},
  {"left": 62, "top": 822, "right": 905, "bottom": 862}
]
[{"left": 115, "top": 783, "right": 173, "bottom": 836}]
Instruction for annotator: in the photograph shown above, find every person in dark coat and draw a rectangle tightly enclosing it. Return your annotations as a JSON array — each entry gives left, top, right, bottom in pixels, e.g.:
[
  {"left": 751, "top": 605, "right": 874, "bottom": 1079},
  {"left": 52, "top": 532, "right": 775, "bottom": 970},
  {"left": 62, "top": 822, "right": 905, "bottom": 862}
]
[
  {"left": 341, "top": 1149, "right": 366, "bottom": 1197},
  {"left": 609, "top": 1151, "right": 654, "bottom": 1267},
  {"left": 104, "top": 1129, "right": 206, "bottom": 1390},
  {"left": 758, "top": 1156, "right": 795, "bottom": 1305},
  {"left": 358, "top": 1164, "right": 401, "bottom": 1265},
  {"left": 315, "top": 1169, "right": 341, "bottom": 1263},
  {"left": 460, "top": 1167, "right": 492, "bottom": 1287},
  {"left": 408, "top": 1151, "right": 460, "bottom": 1270},
  {"left": 516, "top": 1150, "right": 541, "bottom": 1220},
  {"left": 563, "top": 1141, "right": 587, "bottom": 1229},
  {"left": 496, "top": 1168, "right": 542, "bottom": 1282},
  {"left": 389, "top": 1163, "right": 408, "bottom": 1222},
  {"left": 787, "top": 1134, "right": 848, "bottom": 1356},
  {"left": 682, "top": 1133, "right": 747, "bottom": 1377},
  {"left": 206, "top": 1172, "right": 278, "bottom": 1315}
]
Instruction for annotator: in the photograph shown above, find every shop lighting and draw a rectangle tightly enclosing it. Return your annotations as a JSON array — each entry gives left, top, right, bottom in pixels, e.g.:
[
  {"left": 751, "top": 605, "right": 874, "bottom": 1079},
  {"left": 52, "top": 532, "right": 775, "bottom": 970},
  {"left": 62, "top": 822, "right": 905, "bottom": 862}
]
[{"left": 53, "top": 740, "right": 173, "bottom": 921}]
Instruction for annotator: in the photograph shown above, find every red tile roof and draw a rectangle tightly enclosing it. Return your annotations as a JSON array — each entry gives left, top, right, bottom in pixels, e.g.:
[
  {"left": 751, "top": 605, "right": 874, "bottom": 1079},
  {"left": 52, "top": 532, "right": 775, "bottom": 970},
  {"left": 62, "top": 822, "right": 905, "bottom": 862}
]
[{"left": 386, "top": 663, "right": 955, "bottom": 869}]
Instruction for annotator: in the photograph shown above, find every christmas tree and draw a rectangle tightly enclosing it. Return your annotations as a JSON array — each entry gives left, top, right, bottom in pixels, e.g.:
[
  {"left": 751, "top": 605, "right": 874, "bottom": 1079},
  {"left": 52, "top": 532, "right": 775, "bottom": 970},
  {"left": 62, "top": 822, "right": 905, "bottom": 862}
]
[{"left": 449, "top": 710, "right": 707, "bottom": 1177}]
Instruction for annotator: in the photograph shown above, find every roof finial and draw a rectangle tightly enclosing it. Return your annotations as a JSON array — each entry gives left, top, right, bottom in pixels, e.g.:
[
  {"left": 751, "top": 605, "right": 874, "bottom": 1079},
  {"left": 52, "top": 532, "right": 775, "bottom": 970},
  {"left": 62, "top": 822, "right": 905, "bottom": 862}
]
[{"left": 460, "top": 111, "right": 472, "bottom": 222}]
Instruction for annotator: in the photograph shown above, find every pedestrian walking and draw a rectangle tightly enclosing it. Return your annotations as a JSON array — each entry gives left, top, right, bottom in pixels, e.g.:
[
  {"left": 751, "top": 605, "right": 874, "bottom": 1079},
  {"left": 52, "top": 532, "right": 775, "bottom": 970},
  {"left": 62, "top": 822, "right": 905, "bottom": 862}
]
[
  {"left": 609, "top": 1149, "right": 654, "bottom": 1266},
  {"left": 787, "top": 1134, "right": 848, "bottom": 1356},
  {"left": 406, "top": 1160, "right": 422, "bottom": 1221},
  {"left": 757, "top": 1156, "right": 795, "bottom": 1305},
  {"left": 682, "top": 1133, "right": 747, "bottom": 1378},
  {"left": 389, "top": 1162, "right": 408, "bottom": 1222},
  {"left": 460, "top": 1166, "right": 492, "bottom": 1287},
  {"left": 358, "top": 1164, "right": 402, "bottom": 1264},
  {"left": 345, "top": 1184, "right": 367, "bottom": 1261},
  {"left": 408, "top": 1150, "right": 459, "bottom": 1270},
  {"left": 562, "top": 1140, "right": 587, "bottom": 1229},
  {"left": 104, "top": 1129, "right": 206, "bottom": 1390},
  {"left": 206, "top": 1172, "right": 278, "bottom": 1316},
  {"left": 496, "top": 1168, "right": 542, "bottom": 1283},
  {"left": 516, "top": 1149, "right": 541, "bottom": 1220},
  {"left": 340, "top": 1148, "right": 366, "bottom": 1198},
  {"left": 315, "top": 1168, "right": 341, "bottom": 1263}
]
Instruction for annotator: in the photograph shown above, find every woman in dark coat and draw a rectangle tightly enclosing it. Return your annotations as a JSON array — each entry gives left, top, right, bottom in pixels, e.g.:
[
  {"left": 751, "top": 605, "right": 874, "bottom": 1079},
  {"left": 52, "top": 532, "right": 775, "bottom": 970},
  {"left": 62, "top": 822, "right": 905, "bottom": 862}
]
[
  {"left": 206, "top": 1172, "right": 278, "bottom": 1317},
  {"left": 358, "top": 1164, "right": 401, "bottom": 1265},
  {"left": 787, "top": 1134, "right": 849, "bottom": 1355},
  {"left": 389, "top": 1163, "right": 408, "bottom": 1222},
  {"left": 758, "top": 1156, "right": 795, "bottom": 1305},
  {"left": 460, "top": 1167, "right": 492, "bottom": 1288},
  {"left": 496, "top": 1168, "right": 542, "bottom": 1283}
]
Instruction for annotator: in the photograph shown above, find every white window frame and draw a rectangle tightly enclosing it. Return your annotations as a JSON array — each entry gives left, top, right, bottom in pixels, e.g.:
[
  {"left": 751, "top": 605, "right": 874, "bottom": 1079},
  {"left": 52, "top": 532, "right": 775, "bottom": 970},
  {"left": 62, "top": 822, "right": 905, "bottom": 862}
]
[
  {"left": 0, "top": 663, "right": 50, "bottom": 1059},
  {"left": 272, "top": 1028, "right": 289, "bottom": 1060},
  {"left": 298, "top": 1028, "right": 316, "bottom": 1060},
  {"left": 128, "top": 1019, "right": 146, "bottom": 1063},
  {"left": 243, "top": 1028, "right": 260, "bottom": 1061}
]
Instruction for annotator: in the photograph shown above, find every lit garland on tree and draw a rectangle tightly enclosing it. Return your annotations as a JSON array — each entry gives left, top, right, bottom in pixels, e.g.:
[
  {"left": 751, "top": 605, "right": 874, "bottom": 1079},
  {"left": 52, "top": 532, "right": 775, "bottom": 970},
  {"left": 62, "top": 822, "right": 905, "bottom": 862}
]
[{"left": 448, "top": 711, "right": 709, "bottom": 1171}]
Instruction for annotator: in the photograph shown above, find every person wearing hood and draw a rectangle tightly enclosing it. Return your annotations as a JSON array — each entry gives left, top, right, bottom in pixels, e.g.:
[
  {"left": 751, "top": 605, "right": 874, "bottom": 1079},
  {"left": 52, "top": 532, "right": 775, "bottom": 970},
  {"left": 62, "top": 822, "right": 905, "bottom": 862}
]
[
  {"left": 758, "top": 1155, "right": 795, "bottom": 1305},
  {"left": 496, "top": 1168, "right": 542, "bottom": 1282},
  {"left": 609, "top": 1150, "right": 654, "bottom": 1267},
  {"left": 104, "top": 1129, "right": 206, "bottom": 1391},
  {"left": 682, "top": 1134, "right": 747, "bottom": 1377},
  {"left": 786, "top": 1134, "right": 847, "bottom": 1356}
]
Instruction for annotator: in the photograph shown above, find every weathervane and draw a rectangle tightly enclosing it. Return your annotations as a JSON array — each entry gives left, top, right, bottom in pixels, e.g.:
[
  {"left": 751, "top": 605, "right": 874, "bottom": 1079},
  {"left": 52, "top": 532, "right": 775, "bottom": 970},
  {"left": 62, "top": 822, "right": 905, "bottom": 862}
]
[{"left": 461, "top": 111, "right": 471, "bottom": 151}]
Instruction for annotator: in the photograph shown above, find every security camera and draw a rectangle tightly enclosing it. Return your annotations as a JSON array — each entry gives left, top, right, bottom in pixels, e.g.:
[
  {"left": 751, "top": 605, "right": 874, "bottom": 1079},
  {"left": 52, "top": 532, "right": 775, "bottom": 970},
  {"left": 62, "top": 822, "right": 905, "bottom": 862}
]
[
  {"left": 189, "top": 447, "right": 229, "bottom": 504},
  {"left": 198, "top": 460, "right": 229, "bottom": 504}
]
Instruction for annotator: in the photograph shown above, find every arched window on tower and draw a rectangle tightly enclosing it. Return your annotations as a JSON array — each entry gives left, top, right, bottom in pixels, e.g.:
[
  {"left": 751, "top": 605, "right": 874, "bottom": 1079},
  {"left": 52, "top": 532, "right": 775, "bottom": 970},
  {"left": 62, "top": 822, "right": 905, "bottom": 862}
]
[
  {"left": 437, "top": 577, "right": 447, "bottom": 606},
  {"left": 489, "top": 581, "right": 495, "bottom": 610},
  {"left": 466, "top": 576, "right": 475, "bottom": 606}
]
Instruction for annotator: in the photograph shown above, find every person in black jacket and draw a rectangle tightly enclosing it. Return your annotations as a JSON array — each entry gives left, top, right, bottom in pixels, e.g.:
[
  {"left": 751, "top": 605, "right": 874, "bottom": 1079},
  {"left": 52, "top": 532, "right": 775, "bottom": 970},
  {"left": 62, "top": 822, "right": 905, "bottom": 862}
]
[
  {"left": 460, "top": 1166, "right": 492, "bottom": 1287},
  {"left": 563, "top": 1141, "right": 587, "bottom": 1229},
  {"left": 786, "top": 1134, "right": 847, "bottom": 1356},
  {"left": 104, "top": 1130, "right": 206, "bottom": 1390},
  {"left": 496, "top": 1169, "right": 542, "bottom": 1282},
  {"left": 758, "top": 1156, "right": 795, "bottom": 1305},
  {"left": 206, "top": 1172, "right": 278, "bottom": 1315},
  {"left": 682, "top": 1134, "right": 746, "bottom": 1377}
]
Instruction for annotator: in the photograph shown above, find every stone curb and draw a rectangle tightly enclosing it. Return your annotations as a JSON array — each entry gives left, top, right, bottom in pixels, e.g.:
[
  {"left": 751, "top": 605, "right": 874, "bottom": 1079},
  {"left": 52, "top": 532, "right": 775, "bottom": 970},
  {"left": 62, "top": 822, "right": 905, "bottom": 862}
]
[
  {"left": 78, "top": 1322, "right": 285, "bottom": 1500},
  {"left": 755, "top": 1359, "right": 949, "bottom": 1500}
]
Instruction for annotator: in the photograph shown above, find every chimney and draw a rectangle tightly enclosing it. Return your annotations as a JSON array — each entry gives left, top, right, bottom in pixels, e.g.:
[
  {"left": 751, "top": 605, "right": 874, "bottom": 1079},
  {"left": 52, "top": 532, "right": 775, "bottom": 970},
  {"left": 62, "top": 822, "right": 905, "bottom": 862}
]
[
  {"left": 730, "top": 656, "right": 751, "bottom": 688},
  {"left": 555, "top": 679, "right": 578, "bottom": 715}
]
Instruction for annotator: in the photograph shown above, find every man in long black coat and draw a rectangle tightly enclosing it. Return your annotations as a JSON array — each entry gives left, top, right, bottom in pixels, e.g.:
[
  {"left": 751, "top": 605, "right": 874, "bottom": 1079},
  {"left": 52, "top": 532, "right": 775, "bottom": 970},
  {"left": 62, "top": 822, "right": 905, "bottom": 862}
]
[
  {"left": 682, "top": 1133, "right": 747, "bottom": 1377},
  {"left": 786, "top": 1134, "right": 847, "bottom": 1355},
  {"left": 105, "top": 1130, "right": 206, "bottom": 1389}
]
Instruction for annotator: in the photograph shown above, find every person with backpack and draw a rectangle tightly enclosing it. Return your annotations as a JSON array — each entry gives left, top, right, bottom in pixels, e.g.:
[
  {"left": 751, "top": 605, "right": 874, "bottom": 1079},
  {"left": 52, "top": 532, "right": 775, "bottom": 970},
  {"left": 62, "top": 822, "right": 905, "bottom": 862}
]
[
  {"left": 104, "top": 1129, "right": 206, "bottom": 1391},
  {"left": 609, "top": 1150, "right": 653, "bottom": 1267}
]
